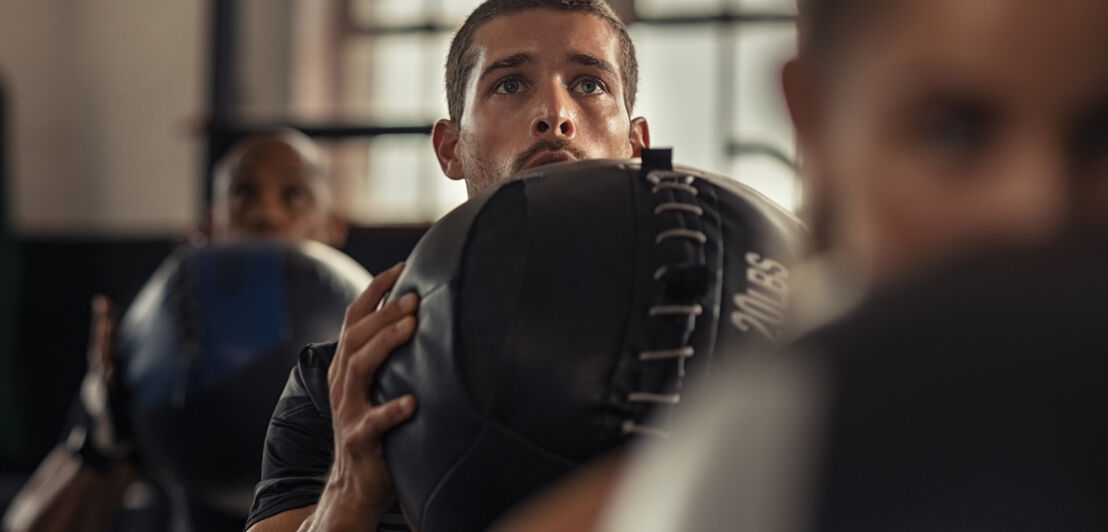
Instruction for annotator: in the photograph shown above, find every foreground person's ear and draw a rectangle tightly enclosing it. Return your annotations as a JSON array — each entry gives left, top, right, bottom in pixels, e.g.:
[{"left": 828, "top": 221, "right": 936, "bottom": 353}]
[
  {"left": 433, "top": 119, "right": 465, "bottom": 180},
  {"left": 630, "top": 117, "right": 651, "bottom": 157}
]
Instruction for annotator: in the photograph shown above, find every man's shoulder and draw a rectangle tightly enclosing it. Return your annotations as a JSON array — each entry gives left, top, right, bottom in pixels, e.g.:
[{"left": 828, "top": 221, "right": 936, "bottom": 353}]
[
  {"left": 280, "top": 341, "right": 339, "bottom": 415},
  {"left": 299, "top": 341, "right": 339, "bottom": 369}
]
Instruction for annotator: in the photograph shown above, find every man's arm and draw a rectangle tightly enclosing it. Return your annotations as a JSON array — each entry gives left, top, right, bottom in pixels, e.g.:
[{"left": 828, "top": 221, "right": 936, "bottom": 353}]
[
  {"left": 245, "top": 505, "right": 315, "bottom": 532},
  {"left": 246, "top": 263, "right": 419, "bottom": 532},
  {"left": 2, "top": 447, "right": 136, "bottom": 532}
]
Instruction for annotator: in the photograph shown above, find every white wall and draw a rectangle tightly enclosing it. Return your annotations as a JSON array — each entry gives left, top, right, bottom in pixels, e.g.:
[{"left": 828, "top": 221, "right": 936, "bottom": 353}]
[{"left": 0, "top": 0, "right": 206, "bottom": 236}]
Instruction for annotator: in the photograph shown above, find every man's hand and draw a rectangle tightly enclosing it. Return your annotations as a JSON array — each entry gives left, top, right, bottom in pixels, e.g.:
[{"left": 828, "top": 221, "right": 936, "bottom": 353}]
[
  {"left": 61, "top": 295, "right": 133, "bottom": 468},
  {"left": 88, "top": 295, "right": 118, "bottom": 386},
  {"left": 308, "top": 263, "right": 419, "bottom": 531},
  {"left": 74, "top": 295, "right": 133, "bottom": 460}
]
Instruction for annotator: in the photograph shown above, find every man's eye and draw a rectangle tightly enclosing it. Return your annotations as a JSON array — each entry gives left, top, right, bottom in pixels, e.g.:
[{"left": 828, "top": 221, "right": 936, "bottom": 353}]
[
  {"left": 576, "top": 79, "right": 603, "bottom": 95},
  {"left": 231, "top": 183, "right": 257, "bottom": 201},
  {"left": 284, "top": 186, "right": 310, "bottom": 208},
  {"left": 495, "top": 79, "right": 524, "bottom": 94},
  {"left": 917, "top": 106, "right": 992, "bottom": 161}
]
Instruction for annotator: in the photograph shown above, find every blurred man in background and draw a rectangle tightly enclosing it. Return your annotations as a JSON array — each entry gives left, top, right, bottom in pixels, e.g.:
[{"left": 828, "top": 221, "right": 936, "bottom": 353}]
[
  {"left": 2, "top": 129, "right": 349, "bottom": 532},
  {"left": 209, "top": 130, "right": 347, "bottom": 247}
]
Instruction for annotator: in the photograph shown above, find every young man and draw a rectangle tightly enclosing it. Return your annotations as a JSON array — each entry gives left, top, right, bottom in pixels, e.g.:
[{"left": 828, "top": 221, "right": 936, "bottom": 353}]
[
  {"left": 244, "top": 1, "right": 650, "bottom": 531},
  {"left": 2, "top": 130, "right": 350, "bottom": 532}
]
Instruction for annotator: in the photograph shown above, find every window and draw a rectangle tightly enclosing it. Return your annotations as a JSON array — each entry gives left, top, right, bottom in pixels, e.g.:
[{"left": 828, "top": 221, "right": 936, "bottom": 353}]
[{"left": 227, "top": 0, "right": 799, "bottom": 224}]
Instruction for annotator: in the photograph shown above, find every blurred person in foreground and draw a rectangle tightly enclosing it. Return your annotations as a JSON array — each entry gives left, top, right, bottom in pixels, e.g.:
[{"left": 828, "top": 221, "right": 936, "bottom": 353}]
[
  {"left": 2, "top": 129, "right": 349, "bottom": 532},
  {"left": 244, "top": 1, "right": 652, "bottom": 531},
  {"left": 495, "top": 0, "right": 1108, "bottom": 529}
]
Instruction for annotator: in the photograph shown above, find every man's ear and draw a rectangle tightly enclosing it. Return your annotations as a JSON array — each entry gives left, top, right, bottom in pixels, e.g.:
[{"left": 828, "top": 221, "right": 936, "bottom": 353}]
[
  {"left": 629, "top": 117, "right": 650, "bottom": 157},
  {"left": 432, "top": 119, "right": 465, "bottom": 180},
  {"left": 782, "top": 58, "right": 816, "bottom": 147},
  {"left": 783, "top": 58, "right": 824, "bottom": 196},
  {"left": 783, "top": 57, "right": 834, "bottom": 251},
  {"left": 327, "top": 213, "right": 349, "bottom": 248}
]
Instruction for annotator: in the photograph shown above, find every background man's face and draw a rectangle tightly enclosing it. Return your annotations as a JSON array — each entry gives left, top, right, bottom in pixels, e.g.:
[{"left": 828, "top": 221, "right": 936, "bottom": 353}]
[
  {"left": 800, "top": 0, "right": 1108, "bottom": 279},
  {"left": 211, "top": 137, "right": 342, "bottom": 245},
  {"left": 453, "top": 10, "right": 646, "bottom": 195}
]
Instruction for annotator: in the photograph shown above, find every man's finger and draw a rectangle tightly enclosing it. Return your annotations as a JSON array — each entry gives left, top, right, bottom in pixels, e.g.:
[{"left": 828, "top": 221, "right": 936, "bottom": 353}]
[
  {"left": 344, "top": 263, "right": 405, "bottom": 326},
  {"left": 337, "top": 293, "right": 419, "bottom": 362},
  {"left": 332, "top": 263, "right": 406, "bottom": 380},
  {"left": 359, "top": 394, "right": 417, "bottom": 439},
  {"left": 343, "top": 315, "right": 417, "bottom": 402}
]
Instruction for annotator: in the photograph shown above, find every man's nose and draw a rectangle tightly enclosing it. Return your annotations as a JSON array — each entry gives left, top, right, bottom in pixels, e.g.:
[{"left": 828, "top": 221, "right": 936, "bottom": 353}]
[
  {"left": 530, "top": 85, "right": 577, "bottom": 139},
  {"left": 996, "top": 143, "right": 1070, "bottom": 240},
  {"left": 249, "top": 190, "right": 290, "bottom": 230}
]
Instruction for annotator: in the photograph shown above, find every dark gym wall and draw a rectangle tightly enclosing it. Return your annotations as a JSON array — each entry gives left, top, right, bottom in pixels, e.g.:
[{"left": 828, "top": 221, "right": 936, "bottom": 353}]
[
  {"left": 9, "top": 238, "right": 177, "bottom": 470},
  {"left": 0, "top": 77, "right": 19, "bottom": 466}
]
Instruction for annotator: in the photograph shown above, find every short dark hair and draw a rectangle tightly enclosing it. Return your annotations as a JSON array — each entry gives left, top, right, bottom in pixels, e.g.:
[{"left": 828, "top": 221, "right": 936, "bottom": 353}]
[{"left": 445, "top": 0, "right": 638, "bottom": 123}]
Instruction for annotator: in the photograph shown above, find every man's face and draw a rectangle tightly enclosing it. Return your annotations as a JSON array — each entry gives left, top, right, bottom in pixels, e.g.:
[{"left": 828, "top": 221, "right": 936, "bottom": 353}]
[
  {"left": 435, "top": 9, "right": 649, "bottom": 196},
  {"left": 211, "top": 137, "right": 343, "bottom": 246},
  {"left": 797, "top": 0, "right": 1108, "bottom": 279}
]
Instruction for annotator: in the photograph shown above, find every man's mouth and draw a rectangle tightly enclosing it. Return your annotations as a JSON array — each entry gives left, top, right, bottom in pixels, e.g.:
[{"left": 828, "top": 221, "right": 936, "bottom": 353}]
[{"left": 522, "top": 150, "right": 577, "bottom": 170}]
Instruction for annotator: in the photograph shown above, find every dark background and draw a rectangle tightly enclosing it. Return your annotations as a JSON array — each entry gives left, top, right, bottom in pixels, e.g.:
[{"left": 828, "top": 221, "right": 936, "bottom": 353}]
[{"left": 0, "top": 229, "right": 426, "bottom": 511}]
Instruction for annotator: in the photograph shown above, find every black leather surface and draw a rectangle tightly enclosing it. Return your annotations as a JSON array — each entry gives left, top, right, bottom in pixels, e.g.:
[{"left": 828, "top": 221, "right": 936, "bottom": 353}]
[
  {"left": 373, "top": 158, "right": 807, "bottom": 532},
  {"left": 121, "top": 241, "right": 369, "bottom": 527}
]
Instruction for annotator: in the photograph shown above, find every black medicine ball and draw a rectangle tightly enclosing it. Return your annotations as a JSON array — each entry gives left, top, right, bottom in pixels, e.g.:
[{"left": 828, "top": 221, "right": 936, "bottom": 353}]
[
  {"left": 372, "top": 154, "right": 807, "bottom": 532},
  {"left": 121, "top": 240, "right": 369, "bottom": 520}
]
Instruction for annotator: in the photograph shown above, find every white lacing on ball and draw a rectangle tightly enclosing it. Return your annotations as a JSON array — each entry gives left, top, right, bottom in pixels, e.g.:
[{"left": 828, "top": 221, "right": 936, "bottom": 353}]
[
  {"left": 653, "top": 203, "right": 705, "bottom": 216},
  {"left": 645, "top": 172, "right": 695, "bottom": 185},
  {"left": 638, "top": 346, "right": 695, "bottom": 361},
  {"left": 652, "top": 266, "right": 669, "bottom": 281},
  {"left": 648, "top": 304, "right": 703, "bottom": 317},
  {"left": 621, "top": 167, "right": 713, "bottom": 442},
  {"left": 173, "top": 254, "right": 205, "bottom": 408},
  {"left": 628, "top": 392, "right": 682, "bottom": 405},
  {"left": 651, "top": 182, "right": 699, "bottom": 196},
  {"left": 621, "top": 420, "right": 671, "bottom": 439},
  {"left": 655, "top": 229, "right": 708, "bottom": 245}
]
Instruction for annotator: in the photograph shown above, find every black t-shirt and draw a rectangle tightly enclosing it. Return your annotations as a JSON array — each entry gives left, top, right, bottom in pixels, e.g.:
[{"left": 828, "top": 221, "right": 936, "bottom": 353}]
[{"left": 245, "top": 342, "right": 409, "bottom": 531}]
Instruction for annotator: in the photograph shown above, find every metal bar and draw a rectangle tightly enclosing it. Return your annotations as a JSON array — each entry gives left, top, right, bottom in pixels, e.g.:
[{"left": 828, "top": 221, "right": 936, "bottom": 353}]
[
  {"left": 346, "top": 12, "right": 796, "bottom": 36},
  {"left": 636, "top": 13, "right": 796, "bottom": 25},
  {"left": 727, "top": 140, "right": 797, "bottom": 170},
  {"left": 205, "top": 0, "right": 238, "bottom": 205},
  {"left": 349, "top": 23, "right": 453, "bottom": 36},
  {"left": 214, "top": 123, "right": 433, "bottom": 139}
]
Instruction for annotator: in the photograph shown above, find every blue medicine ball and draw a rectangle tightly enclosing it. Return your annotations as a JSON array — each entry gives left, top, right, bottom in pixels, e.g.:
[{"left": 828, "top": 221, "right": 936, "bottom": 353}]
[{"left": 121, "top": 240, "right": 369, "bottom": 521}]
